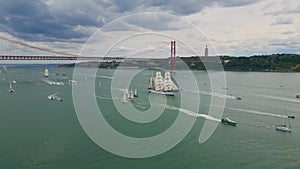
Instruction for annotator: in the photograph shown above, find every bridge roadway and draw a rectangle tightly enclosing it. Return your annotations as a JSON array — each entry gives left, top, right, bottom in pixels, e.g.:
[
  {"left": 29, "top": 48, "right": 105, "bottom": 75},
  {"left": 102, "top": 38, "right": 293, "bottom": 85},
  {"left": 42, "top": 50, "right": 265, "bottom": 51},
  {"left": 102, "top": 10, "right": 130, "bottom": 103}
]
[{"left": 0, "top": 55, "right": 125, "bottom": 61}]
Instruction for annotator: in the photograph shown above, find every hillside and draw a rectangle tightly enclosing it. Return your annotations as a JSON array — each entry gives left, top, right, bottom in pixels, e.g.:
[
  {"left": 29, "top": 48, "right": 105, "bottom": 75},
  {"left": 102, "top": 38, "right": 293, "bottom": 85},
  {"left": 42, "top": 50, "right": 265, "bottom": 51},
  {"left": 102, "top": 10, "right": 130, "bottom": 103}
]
[{"left": 60, "top": 54, "right": 300, "bottom": 72}]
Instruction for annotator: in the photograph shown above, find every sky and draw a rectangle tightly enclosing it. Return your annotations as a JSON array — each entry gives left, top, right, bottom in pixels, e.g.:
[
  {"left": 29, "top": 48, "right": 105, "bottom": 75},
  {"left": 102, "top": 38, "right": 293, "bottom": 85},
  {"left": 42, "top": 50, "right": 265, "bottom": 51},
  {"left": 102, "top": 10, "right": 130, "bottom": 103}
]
[{"left": 0, "top": 0, "right": 299, "bottom": 57}]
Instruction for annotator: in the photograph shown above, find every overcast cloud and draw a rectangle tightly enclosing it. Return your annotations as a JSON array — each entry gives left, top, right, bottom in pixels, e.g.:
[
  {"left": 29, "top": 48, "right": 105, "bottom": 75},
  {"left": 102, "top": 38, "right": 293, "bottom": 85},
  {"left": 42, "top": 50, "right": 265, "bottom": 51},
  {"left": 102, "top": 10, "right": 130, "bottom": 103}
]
[{"left": 0, "top": 0, "right": 299, "bottom": 56}]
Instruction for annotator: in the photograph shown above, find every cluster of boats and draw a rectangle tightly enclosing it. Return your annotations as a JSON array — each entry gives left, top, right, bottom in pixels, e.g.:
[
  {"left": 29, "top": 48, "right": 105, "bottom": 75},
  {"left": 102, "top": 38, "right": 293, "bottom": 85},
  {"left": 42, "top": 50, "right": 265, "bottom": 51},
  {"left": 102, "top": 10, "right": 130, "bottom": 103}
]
[
  {"left": 4, "top": 67, "right": 298, "bottom": 133},
  {"left": 122, "top": 87, "right": 138, "bottom": 102},
  {"left": 47, "top": 93, "right": 63, "bottom": 102},
  {"left": 221, "top": 112, "right": 294, "bottom": 133},
  {"left": 42, "top": 79, "right": 64, "bottom": 85}
]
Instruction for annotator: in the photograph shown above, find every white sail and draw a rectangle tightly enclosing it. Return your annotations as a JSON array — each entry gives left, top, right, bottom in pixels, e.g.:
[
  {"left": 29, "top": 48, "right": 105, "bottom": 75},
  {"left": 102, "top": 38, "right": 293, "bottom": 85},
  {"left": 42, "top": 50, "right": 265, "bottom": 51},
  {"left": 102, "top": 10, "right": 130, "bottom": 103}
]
[
  {"left": 12, "top": 76, "right": 17, "bottom": 84},
  {"left": 44, "top": 68, "right": 49, "bottom": 77},
  {"left": 125, "top": 86, "right": 129, "bottom": 95},
  {"left": 148, "top": 76, "right": 154, "bottom": 89},
  {"left": 122, "top": 92, "right": 127, "bottom": 102},
  {"left": 164, "top": 72, "right": 172, "bottom": 91},
  {"left": 155, "top": 72, "right": 164, "bottom": 91},
  {"left": 9, "top": 82, "right": 14, "bottom": 92},
  {"left": 134, "top": 88, "right": 138, "bottom": 97}
]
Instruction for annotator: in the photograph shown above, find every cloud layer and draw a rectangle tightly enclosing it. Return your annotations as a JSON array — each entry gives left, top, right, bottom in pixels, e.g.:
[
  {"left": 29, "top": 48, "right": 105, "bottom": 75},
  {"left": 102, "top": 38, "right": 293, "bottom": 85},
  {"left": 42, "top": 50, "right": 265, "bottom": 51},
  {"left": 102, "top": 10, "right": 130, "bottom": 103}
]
[
  {"left": 0, "top": 0, "right": 262, "bottom": 42},
  {"left": 0, "top": 0, "right": 299, "bottom": 56}
]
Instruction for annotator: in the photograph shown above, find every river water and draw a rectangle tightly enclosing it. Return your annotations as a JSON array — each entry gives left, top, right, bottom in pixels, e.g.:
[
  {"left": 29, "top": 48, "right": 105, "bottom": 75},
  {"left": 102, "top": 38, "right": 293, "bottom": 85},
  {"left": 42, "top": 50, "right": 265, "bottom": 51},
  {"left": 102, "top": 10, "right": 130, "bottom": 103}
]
[{"left": 1, "top": 67, "right": 300, "bottom": 169}]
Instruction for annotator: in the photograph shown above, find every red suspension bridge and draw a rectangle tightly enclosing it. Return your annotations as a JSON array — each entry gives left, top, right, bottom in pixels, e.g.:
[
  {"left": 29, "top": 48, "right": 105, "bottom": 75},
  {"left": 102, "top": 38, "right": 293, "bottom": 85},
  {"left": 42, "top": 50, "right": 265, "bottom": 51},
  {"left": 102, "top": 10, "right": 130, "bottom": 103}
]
[
  {"left": 0, "top": 34, "right": 195, "bottom": 70},
  {"left": 0, "top": 34, "right": 124, "bottom": 62}
]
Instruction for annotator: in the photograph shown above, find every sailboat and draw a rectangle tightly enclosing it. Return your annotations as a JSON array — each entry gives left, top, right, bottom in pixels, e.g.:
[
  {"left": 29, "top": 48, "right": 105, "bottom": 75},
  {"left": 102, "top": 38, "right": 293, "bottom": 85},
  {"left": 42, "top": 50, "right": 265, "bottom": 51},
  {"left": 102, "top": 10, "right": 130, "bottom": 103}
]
[
  {"left": 134, "top": 88, "right": 138, "bottom": 97},
  {"left": 148, "top": 71, "right": 178, "bottom": 96},
  {"left": 276, "top": 109, "right": 292, "bottom": 132},
  {"left": 8, "top": 82, "right": 14, "bottom": 93},
  {"left": 128, "top": 90, "right": 134, "bottom": 101},
  {"left": 44, "top": 68, "right": 49, "bottom": 77}
]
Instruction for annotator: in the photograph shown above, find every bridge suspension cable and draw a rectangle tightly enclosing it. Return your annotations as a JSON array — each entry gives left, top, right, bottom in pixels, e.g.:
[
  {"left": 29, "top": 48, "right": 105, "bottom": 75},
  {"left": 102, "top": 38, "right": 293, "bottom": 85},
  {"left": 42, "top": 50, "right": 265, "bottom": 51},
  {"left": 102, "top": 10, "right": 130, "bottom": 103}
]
[{"left": 0, "top": 35, "right": 78, "bottom": 57}]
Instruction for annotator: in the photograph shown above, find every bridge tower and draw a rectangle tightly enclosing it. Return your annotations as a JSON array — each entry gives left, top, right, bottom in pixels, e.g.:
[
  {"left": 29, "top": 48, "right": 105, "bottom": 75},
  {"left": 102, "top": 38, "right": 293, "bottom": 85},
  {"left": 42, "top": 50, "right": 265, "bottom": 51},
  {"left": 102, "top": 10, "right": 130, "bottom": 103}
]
[{"left": 170, "top": 41, "right": 176, "bottom": 71}]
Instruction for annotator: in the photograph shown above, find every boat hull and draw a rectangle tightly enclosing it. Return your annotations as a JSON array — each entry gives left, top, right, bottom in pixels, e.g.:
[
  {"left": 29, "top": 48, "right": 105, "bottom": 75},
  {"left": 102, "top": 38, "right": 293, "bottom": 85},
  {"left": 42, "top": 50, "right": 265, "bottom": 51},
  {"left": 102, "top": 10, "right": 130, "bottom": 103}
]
[
  {"left": 275, "top": 126, "right": 291, "bottom": 132},
  {"left": 221, "top": 118, "right": 237, "bottom": 126},
  {"left": 148, "top": 89, "right": 175, "bottom": 96}
]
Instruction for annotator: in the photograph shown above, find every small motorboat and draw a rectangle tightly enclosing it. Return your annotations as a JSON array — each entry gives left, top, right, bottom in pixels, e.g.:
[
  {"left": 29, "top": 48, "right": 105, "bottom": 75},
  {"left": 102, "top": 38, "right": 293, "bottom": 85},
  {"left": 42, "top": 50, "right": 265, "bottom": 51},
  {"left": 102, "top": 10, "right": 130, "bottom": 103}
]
[
  {"left": 48, "top": 95, "right": 55, "bottom": 100},
  {"left": 221, "top": 118, "right": 237, "bottom": 126},
  {"left": 288, "top": 115, "right": 295, "bottom": 119},
  {"left": 236, "top": 96, "right": 242, "bottom": 100}
]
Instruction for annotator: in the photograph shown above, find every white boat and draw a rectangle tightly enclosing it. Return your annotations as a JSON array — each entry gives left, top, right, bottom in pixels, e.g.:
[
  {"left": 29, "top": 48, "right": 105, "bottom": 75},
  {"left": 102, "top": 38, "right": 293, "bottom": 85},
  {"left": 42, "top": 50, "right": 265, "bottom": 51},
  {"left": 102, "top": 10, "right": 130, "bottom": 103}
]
[
  {"left": 69, "top": 79, "right": 78, "bottom": 85},
  {"left": 148, "top": 71, "right": 178, "bottom": 96},
  {"left": 8, "top": 82, "right": 14, "bottom": 93},
  {"left": 275, "top": 125, "right": 291, "bottom": 132},
  {"left": 276, "top": 109, "right": 292, "bottom": 132},
  {"left": 44, "top": 68, "right": 49, "bottom": 77},
  {"left": 99, "top": 81, "right": 102, "bottom": 87},
  {"left": 53, "top": 81, "right": 64, "bottom": 85},
  {"left": 48, "top": 94, "right": 55, "bottom": 100}
]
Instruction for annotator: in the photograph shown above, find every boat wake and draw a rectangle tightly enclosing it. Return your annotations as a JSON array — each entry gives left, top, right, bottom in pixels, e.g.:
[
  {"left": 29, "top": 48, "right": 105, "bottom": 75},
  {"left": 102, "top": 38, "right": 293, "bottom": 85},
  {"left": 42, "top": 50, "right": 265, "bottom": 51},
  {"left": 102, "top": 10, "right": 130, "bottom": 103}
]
[
  {"left": 251, "top": 93, "right": 300, "bottom": 103},
  {"left": 185, "top": 89, "right": 239, "bottom": 100},
  {"left": 165, "top": 105, "right": 221, "bottom": 122},
  {"left": 207, "top": 91, "right": 238, "bottom": 100},
  {"left": 78, "top": 73, "right": 114, "bottom": 79},
  {"left": 227, "top": 107, "right": 287, "bottom": 118},
  {"left": 95, "top": 95, "right": 118, "bottom": 100}
]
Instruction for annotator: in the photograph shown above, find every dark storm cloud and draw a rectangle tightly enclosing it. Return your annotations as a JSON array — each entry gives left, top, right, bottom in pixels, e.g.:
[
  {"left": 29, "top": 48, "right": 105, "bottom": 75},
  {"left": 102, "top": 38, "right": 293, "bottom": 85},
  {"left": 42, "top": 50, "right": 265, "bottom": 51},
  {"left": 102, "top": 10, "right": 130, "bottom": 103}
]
[{"left": 0, "top": 0, "right": 262, "bottom": 42}]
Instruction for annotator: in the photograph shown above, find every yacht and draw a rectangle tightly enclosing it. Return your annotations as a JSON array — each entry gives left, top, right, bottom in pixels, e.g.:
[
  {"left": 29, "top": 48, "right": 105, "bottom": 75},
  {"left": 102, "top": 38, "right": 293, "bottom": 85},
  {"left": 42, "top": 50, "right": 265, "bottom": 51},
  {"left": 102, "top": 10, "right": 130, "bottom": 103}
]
[
  {"left": 276, "top": 109, "right": 292, "bottom": 132},
  {"left": 275, "top": 124, "right": 291, "bottom": 132}
]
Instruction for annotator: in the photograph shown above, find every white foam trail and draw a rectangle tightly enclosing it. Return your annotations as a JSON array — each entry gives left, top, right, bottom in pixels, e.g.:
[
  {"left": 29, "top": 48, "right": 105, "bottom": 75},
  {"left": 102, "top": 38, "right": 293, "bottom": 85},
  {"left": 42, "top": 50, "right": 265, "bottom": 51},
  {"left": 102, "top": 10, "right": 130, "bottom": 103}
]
[
  {"left": 208, "top": 91, "right": 237, "bottom": 99},
  {"left": 95, "top": 95, "right": 118, "bottom": 100},
  {"left": 251, "top": 93, "right": 300, "bottom": 103},
  {"left": 226, "top": 107, "right": 287, "bottom": 118},
  {"left": 78, "top": 73, "right": 114, "bottom": 79},
  {"left": 165, "top": 105, "right": 221, "bottom": 122},
  {"left": 184, "top": 89, "right": 238, "bottom": 100}
]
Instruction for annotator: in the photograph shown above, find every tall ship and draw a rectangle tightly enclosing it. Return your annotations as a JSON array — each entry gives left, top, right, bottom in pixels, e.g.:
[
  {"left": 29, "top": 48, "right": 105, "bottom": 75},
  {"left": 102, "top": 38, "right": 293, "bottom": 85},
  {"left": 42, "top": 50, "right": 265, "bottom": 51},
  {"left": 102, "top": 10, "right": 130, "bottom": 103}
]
[{"left": 148, "top": 71, "right": 178, "bottom": 96}]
